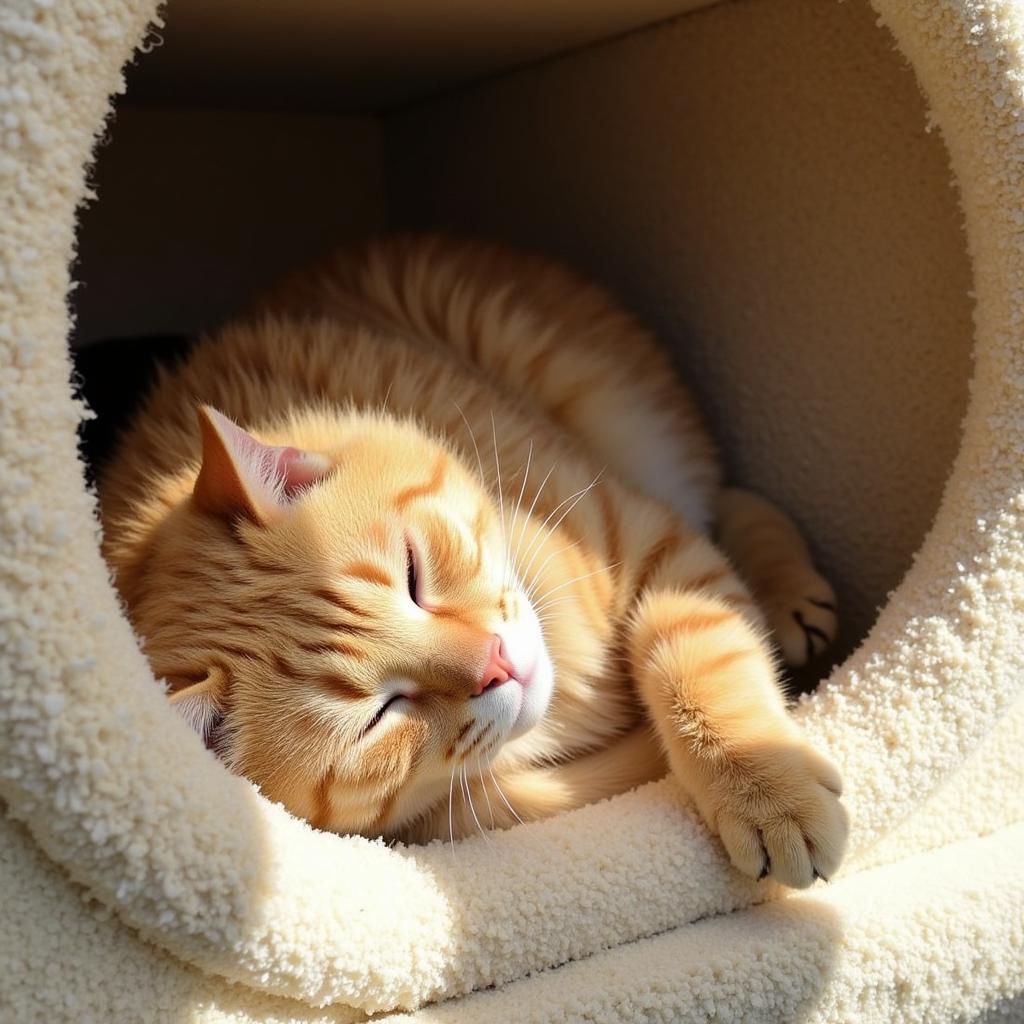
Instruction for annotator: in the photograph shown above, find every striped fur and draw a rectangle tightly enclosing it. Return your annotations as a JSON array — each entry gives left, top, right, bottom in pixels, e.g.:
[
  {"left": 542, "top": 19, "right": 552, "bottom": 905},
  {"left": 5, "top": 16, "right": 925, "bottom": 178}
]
[{"left": 99, "top": 235, "right": 847, "bottom": 888}]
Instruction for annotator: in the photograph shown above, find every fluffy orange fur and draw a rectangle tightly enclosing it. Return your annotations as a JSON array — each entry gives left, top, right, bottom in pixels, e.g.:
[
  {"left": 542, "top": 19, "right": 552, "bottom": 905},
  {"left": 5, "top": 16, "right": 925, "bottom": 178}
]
[{"left": 99, "top": 235, "right": 846, "bottom": 888}]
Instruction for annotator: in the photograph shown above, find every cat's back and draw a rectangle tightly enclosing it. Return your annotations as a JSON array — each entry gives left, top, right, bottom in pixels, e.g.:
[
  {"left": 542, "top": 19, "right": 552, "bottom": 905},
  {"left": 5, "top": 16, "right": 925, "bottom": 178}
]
[
  {"left": 257, "top": 234, "right": 720, "bottom": 528},
  {"left": 98, "top": 317, "right": 469, "bottom": 527},
  {"left": 256, "top": 234, "right": 677, "bottom": 389},
  {"left": 102, "top": 235, "right": 719, "bottom": 545}
]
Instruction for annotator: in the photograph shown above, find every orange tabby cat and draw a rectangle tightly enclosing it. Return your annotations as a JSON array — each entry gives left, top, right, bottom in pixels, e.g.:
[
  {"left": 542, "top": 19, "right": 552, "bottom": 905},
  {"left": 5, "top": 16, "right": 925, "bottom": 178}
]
[{"left": 99, "top": 235, "right": 846, "bottom": 888}]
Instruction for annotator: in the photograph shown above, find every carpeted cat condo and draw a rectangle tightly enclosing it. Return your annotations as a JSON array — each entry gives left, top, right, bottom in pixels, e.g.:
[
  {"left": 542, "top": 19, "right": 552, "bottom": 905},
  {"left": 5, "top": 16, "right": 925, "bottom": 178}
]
[{"left": 2, "top": 0, "right": 1023, "bottom": 1020}]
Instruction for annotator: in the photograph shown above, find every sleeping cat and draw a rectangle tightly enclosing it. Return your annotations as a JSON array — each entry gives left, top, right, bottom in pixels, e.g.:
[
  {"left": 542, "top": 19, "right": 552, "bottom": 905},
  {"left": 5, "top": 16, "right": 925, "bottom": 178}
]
[{"left": 99, "top": 235, "right": 847, "bottom": 888}]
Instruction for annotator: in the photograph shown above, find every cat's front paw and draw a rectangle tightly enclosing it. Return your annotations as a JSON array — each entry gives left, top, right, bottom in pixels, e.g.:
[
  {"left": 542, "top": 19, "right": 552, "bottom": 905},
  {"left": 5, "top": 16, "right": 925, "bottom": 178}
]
[{"left": 707, "top": 742, "right": 848, "bottom": 889}]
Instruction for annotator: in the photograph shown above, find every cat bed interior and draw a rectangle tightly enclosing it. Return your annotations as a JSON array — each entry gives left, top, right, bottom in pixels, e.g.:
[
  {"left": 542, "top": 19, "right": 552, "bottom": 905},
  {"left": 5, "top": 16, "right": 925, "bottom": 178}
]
[{"left": 2, "top": 0, "right": 1023, "bottom": 1021}]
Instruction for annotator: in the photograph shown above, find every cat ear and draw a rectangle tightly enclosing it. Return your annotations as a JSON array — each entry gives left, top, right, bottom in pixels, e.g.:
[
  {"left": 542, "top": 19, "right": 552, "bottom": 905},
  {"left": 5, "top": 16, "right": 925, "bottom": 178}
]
[
  {"left": 193, "top": 405, "right": 333, "bottom": 524},
  {"left": 167, "top": 668, "right": 227, "bottom": 749}
]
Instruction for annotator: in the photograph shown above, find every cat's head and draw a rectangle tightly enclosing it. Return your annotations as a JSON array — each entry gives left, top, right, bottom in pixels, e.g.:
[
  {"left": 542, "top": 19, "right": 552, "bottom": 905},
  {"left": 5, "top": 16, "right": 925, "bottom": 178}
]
[{"left": 137, "top": 405, "right": 554, "bottom": 836}]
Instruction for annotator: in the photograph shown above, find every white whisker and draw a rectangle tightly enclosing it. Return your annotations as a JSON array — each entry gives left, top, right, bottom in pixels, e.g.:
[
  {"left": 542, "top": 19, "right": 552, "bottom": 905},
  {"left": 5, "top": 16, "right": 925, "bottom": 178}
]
[
  {"left": 488, "top": 765, "right": 525, "bottom": 826},
  {"left": 535, "top": 595, "right": 581, "bottom": 614},
  {"left": 490, "top": 411, "right": 507, "bottom": 565},
  {"left": 453, "top": 400, "right": 486, "bottom": 488},
  {"left": 447, "top": 765, "right": 457, "bottom": 858},
  {"left": 533, "top": 562, "right": 621, "bottom": 613},
  {"left": 463, "top": 763, "right": 490, "bottom": 842},
  {"left": 505, "top": 440, "right": 534, "bottom": 589},
  {"left": 523, "top": 541, "right": 582, "bottom": 603},
  {"left": 517, "top": 479, "right": 598, "bottom": 581},
  {"left": 536, "top": 615, "right": 579, "bottom": 634},
  {"left": 517, "top": 473, "right": 604, "bottom": 591},
  {"left": 510, "top": 460, "right": 557, "bottom": 588},
  {"left": 477, "top": 752, "right": 496, "bottom": 829},
  {"left": 536, "top": 614, "right": 576, "bottom": 627},
  {"left": 536, "top": 599, "right": 581, "bottom": 624}
]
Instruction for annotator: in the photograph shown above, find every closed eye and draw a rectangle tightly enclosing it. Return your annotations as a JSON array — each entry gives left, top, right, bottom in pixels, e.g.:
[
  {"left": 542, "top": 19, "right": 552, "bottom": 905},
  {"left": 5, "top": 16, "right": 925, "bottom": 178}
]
[
  {"left": 406, "top": 538, "right": 420, "bottom": 606},
  {"left": 362, "top": 693, "right": 404, "bottom": 737}
]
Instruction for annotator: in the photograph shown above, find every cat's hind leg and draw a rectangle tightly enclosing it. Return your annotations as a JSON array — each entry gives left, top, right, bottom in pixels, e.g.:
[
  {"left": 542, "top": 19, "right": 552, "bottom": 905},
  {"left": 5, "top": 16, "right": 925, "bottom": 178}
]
[{"left": 714, "top": 488, "right": 838, "bottom": 668}]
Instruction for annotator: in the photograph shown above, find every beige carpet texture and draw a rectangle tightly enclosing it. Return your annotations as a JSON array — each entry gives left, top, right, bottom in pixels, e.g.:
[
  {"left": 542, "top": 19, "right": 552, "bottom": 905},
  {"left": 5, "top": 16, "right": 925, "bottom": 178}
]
[{"left": 1, "top": 0, "right": 1023, "bottom": 1021}]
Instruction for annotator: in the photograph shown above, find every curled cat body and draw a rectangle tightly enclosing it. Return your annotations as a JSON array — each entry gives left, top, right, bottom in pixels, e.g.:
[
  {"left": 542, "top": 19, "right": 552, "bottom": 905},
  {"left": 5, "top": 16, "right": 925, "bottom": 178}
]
[{"left": 99, "top": 235, "right": 847, "bottom": 888}]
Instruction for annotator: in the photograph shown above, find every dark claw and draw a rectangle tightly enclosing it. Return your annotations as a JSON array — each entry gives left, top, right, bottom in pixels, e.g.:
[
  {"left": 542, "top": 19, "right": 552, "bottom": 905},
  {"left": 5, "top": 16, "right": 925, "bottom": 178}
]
[
  {"left": 804, "top": 624, "right": 830, "bottom": 646},
  {"left": 758, "top": 854, "right": 771, "bottom": 881},
  {"left": 793, "top": 610, "right": 830, "bottom": 661},
  {"left": 812, "top": 868, "right": 829, "bottom": 883},
  {"left": 793, "top": 610, "right": 815, "bottom": 664}
]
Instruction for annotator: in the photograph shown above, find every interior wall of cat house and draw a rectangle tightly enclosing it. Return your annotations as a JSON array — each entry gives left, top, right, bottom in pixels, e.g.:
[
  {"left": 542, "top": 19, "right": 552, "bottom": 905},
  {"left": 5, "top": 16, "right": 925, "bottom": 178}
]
[{"left": 72, "top": 0, "right": 974, "bottom": 676}]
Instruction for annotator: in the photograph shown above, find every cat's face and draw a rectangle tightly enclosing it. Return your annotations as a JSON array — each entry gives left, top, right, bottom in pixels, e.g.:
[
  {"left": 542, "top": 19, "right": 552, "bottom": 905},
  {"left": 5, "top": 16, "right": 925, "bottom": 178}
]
[{"left": 147, "top": 408, "right": 554, "bottom": 836}]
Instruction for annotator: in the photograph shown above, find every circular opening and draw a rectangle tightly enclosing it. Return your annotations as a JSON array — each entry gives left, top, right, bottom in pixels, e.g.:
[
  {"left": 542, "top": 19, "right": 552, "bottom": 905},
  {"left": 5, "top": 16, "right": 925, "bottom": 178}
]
[
  {"left": 34, "top": 0, "right": 991, "bottom": 1009},
  {"left": 72, "top": 0, "right": 972, "bottom": 807}
]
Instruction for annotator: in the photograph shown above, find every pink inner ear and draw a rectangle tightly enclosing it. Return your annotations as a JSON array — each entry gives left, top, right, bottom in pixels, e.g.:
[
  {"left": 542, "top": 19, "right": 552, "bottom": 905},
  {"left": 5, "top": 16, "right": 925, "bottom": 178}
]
[
  {"left": 195, "top": 406, "right": 334, "bottom": 522},
  {"left": 270, "top": 446, "right": 332, "bottom": 497},
  {"left": 212, "top": 411, "right": 328, "bottom": 495}
]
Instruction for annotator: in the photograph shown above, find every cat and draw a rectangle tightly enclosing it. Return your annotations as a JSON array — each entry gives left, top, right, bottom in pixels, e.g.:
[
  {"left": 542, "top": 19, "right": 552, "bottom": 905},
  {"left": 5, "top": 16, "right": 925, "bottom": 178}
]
[{"left": 98, "top": 235, "right": 847, "bottom": 888}]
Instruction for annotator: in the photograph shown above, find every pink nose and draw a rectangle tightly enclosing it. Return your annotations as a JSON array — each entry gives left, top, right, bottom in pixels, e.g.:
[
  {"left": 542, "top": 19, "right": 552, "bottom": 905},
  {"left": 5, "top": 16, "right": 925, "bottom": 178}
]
[{"left": 472, "top": 637, "right": 514, "bottom": 697}]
